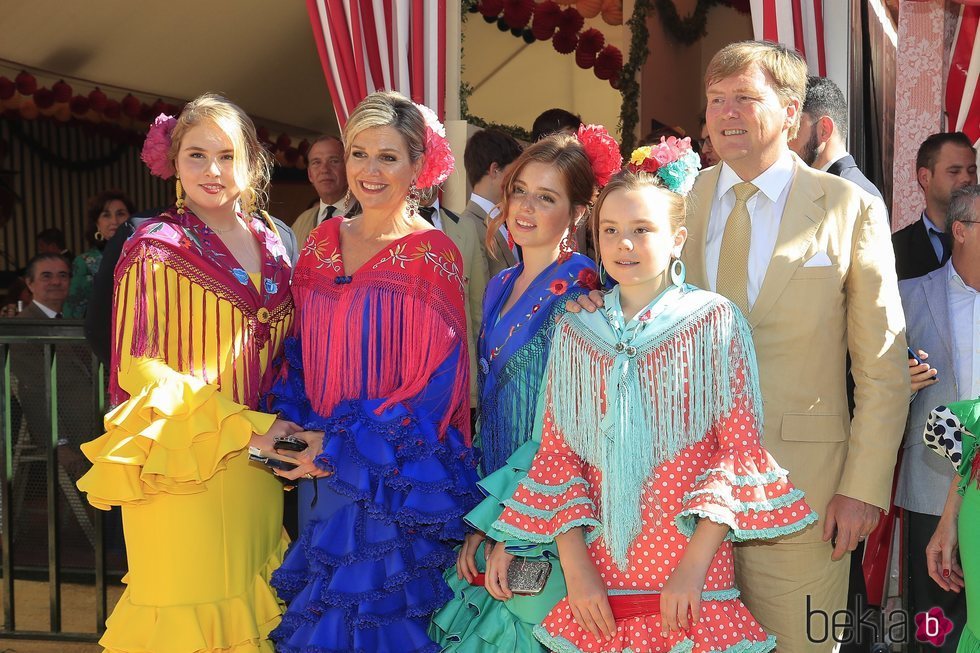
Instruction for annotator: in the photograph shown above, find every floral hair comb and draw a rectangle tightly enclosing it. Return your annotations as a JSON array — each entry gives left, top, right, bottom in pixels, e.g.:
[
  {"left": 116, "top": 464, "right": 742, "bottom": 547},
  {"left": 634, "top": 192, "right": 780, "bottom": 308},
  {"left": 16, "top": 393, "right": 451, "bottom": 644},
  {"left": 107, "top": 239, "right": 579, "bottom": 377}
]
[
  {"left": 576, "top": 124, "right": 622, "bottom": 187},
  {"left": 414, "top": 103, "right": 455, "bottom": 189},
  {"left": 141, "top": 113, "right": 178, "bottom": 180},
  {"left": 627, "top": 136, "right": 702, "bottom": 195}
]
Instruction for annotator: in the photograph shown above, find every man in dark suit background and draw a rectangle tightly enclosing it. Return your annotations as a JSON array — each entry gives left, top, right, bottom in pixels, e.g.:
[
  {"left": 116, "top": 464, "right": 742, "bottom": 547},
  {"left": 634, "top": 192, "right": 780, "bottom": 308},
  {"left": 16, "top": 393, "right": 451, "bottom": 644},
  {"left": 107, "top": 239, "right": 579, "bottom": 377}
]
[
  {"left": 790, "top": 76, "right": 883, "bottom": 201},
  {"left": 891, "top": 132, "right": 977, "bottom": 280}
]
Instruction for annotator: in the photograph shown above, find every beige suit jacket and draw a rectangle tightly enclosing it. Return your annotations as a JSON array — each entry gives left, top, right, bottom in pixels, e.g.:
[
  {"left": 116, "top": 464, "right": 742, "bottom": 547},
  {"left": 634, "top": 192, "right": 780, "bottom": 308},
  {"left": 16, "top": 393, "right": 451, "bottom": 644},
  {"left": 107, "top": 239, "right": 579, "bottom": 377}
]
[
  {"left": 291, "top": 198, "right": 353, "bottom": 247},
  {"left": 462, "top": 200, "right": 516, "bottom": 278},
  {"left": 440, "top": 207, "right": 490, "bottom": 406},
  {"left": 683, "top": 156, "right": 909, "bottom": 543}
]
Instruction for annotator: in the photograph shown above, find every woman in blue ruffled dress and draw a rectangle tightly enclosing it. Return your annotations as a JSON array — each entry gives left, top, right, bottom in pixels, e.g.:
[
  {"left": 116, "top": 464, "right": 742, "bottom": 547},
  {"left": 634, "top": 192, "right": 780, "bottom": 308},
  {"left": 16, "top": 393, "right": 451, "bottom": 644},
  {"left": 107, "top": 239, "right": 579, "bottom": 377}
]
[
  {"left": 265, "top": 91, "right": 481, "bottom": 652},
  {"left": 429, "top": 129, "right": 616, "bottom": 651}
]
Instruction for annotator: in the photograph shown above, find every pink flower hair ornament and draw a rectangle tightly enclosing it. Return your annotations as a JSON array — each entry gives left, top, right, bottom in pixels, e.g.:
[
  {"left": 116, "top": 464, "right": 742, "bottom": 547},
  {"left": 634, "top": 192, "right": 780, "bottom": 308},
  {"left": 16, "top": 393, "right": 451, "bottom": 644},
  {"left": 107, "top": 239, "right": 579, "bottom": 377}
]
[
  {"left": 141, "top": 113, "right": 178, "bottom": 180},
  {"left": 576, "top": 124, "right": 622, "bottom": 187},
  {"left": 627, "top": 136, "right": 702, "bottom": 196},
  {"left": 414, "top": 102, "right": 455, "bottom": 189}
]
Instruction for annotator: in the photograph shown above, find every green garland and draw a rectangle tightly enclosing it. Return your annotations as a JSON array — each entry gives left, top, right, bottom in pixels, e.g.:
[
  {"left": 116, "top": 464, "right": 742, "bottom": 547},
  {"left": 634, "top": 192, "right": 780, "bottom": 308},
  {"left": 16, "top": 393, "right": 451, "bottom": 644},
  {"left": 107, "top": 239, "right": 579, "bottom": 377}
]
[
  {"left": 618, "top": 0, "right": 652, "bottom": 155},
  {"left": 655, "top": 0, "right": 734, "bottom": 46}
]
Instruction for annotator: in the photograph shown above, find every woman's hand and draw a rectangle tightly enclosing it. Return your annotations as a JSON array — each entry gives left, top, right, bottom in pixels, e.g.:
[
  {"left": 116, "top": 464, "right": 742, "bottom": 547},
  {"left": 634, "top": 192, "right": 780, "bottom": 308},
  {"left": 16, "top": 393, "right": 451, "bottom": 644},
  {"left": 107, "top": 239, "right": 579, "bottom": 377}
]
[
  {"left": 660, "top": 561, "right": 706, "bottom": 636},
  {"left": 927, "top": 480, "right": 965, "bottom": 592},
  {"left": 563, "top": 556, "right": 615, "bottom": 640},
  {"left": 271, "top": 430, "right": 330, "bottom": 481},
  {"left": 457, "top": 531, "right": 487, "bottom": 583},
  {"left": 248, "top": 418, "right": 301, "bottom": 454},
  {"left": 565, "top": 289, "right": 605, "bottom": 314},
  {"left": 484, "top": 541, "right": 516, "bottom": 601}
]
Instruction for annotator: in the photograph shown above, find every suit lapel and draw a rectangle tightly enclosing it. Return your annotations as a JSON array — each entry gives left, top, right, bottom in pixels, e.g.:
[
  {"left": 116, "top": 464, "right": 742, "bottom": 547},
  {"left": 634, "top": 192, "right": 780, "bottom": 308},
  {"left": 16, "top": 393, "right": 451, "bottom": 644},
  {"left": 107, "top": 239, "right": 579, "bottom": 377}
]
[
  {"left": 684, "top": 165, "right": 721, "bottom": 288},
  {"left": 747, "top": 163, "right": 826, "bottom": 328},
  {"left": 922, "top": 268, "right": 958, "bottom": 395}
]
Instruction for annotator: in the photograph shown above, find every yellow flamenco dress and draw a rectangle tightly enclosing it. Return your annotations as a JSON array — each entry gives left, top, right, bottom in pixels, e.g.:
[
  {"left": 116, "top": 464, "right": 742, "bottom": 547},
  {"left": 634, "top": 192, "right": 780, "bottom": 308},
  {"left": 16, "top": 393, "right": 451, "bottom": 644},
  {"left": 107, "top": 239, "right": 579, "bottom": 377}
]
[{"left": 77, "top": 210, "right": 294, "bottom": 653}]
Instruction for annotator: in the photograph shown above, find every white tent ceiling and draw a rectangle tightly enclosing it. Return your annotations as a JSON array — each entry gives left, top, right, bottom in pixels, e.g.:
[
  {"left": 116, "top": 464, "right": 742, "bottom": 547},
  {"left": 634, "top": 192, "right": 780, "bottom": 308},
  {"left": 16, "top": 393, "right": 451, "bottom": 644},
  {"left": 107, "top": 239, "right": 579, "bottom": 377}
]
[{"left": 0, "top": 0, "right": 338, "bottom": 137}]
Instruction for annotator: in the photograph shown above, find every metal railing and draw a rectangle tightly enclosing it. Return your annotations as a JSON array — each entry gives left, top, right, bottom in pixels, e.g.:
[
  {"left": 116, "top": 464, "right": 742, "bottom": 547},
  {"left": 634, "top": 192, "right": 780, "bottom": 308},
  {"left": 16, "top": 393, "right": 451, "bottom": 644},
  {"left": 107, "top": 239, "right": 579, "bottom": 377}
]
[{"left": 0, "top": 319, "right": 110, "bottom": 642}]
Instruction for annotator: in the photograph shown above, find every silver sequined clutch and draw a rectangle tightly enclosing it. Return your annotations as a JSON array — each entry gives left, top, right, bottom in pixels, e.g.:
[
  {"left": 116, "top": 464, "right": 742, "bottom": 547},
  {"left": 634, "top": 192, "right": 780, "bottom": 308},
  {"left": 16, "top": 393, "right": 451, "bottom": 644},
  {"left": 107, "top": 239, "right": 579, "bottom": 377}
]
[{"left": 507, "top": 557, "right": 552, "bottom": 596}]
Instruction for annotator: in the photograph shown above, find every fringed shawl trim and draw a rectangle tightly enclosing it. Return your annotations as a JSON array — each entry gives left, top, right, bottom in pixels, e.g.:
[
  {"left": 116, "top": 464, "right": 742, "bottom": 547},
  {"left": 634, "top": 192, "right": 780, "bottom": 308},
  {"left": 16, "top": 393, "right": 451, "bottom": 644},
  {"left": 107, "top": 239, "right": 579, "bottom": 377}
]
[
  {"left": 110, "top": 211, "right": 293, "bottom": 407},
  {"left": 291, "top": 218, "right": 470, "bottom": 443},
  {"left": 546, "top": 285, "right": 764, "bottom": 568}
]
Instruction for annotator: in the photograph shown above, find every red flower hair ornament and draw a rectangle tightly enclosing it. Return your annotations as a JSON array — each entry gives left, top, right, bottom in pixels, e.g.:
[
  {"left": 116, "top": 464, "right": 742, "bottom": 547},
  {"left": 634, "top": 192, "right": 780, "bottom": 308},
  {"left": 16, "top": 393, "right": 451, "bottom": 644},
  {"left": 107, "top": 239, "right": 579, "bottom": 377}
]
[
  {"left": 414, "top": 102, "right": 455, "bottom": 189},
  {"left": 141, "top": 113, "right": 178, "bottom": 180},
  {"left": 576, "top": 123, "right": 622, "bottom": 187}
]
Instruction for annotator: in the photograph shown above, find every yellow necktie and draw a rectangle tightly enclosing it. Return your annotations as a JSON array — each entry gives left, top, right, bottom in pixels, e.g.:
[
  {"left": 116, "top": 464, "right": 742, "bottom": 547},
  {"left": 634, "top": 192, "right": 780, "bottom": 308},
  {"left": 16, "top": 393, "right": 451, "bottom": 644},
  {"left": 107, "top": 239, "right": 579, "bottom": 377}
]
[{"left": 716, "top": 181, "right": 759, "bottom": 314}]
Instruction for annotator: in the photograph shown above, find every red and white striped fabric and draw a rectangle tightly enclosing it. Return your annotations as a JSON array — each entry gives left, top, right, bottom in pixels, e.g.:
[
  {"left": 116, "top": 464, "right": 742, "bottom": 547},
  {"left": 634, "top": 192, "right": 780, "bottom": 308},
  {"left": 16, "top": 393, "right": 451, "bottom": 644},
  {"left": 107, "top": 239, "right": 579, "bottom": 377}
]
[
  {"left": 947, "top": 3, "right": 980, "bottom": 145},
  {"left": 306, "top": 0, "right": 446, "bottom": 128},
  {"left": 748, "top": 1, "right": 849, "bottom": 100}
]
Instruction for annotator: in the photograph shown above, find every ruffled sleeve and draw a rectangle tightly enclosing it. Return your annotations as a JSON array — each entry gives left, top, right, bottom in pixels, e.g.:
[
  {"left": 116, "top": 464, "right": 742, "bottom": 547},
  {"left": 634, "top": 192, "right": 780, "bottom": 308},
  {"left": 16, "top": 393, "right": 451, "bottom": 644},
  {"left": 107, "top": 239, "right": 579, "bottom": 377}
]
[
  {"left": 77, "top": 255, "right": 276, "bottom": 510},
  {"left": 924, "top": 401, "right": 980, "bottom": 495},
  {"left": 675, "top": 365, "right": 817, "bottom": 542},
  {"left": 492, "top": 397, "right": 601, "bottom": 545}
]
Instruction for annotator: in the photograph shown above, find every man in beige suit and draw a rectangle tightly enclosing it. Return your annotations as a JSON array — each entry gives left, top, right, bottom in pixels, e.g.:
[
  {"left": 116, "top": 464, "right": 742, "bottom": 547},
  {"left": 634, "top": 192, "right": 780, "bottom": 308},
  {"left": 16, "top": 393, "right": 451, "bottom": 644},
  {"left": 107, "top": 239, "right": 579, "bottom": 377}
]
[
  {"left": 420, "top": 194, "right": 490, "bottom": 412},
  {"left": 684, "top": 41, "right": 908, "bottom": 651},
  {"left": 462, "top": 129, "right": 523, "bottom": 276},
  {"left": 292, "top": 135, "right": 353, "bottom": 245}
]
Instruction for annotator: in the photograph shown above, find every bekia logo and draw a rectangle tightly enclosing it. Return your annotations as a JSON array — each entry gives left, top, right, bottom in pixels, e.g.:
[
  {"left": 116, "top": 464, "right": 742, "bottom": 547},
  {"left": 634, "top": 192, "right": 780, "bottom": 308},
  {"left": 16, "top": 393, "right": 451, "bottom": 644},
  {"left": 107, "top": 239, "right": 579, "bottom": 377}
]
[{"left": 914, "top": 607, "right": 954, "bottom": 647}]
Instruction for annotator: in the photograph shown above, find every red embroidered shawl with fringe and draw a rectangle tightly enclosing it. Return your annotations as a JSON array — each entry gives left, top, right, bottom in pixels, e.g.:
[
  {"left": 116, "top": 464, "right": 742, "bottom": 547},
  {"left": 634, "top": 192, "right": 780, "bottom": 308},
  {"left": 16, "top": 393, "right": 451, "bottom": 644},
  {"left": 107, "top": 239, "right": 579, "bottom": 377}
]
[{"left": 292, "top": 217, "right": 471, "bottom": 443}]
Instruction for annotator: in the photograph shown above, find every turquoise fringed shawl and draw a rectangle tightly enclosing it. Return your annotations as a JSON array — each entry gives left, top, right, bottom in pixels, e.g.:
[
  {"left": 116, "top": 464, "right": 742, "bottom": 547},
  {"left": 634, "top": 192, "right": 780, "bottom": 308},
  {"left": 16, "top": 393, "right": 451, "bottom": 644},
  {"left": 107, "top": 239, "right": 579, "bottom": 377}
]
[{"left": 546, "top": 284, "right": 764, "bottom": 569}]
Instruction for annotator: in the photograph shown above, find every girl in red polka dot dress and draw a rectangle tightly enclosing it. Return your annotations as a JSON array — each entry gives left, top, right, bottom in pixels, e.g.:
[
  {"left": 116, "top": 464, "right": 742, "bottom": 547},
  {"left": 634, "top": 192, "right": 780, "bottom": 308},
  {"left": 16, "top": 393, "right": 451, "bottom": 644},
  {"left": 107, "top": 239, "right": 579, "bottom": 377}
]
[{"left": 492, "top": 140, "right": 817, "bottom": 653}]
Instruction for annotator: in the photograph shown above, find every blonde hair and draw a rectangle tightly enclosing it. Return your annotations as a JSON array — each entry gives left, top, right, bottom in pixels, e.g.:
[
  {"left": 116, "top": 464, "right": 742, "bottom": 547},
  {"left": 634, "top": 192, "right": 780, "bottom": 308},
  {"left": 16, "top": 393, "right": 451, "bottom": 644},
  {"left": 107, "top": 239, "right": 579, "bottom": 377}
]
[
  {"left": 705, "top": 40, "right": 808, "bottom": 139},
  {"left": 169, "top": 93, "right": 272, "bottom": 213},
  {"left": 589, "top": 169, "right": 686, "bottom": 259},
  {"left": 342, "top": 91, "right": 426, "bottom": 165},
  {"left": 487, "top": 133, "right": 595, "bottom": 257}
]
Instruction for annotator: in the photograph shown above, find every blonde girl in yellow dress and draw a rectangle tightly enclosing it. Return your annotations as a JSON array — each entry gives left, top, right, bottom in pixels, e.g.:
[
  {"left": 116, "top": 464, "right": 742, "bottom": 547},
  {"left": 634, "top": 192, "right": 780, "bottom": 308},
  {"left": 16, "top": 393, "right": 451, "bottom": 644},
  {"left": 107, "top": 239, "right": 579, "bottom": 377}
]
[{"left": 78, "top": 93, "right": 301, "bottom": 653}]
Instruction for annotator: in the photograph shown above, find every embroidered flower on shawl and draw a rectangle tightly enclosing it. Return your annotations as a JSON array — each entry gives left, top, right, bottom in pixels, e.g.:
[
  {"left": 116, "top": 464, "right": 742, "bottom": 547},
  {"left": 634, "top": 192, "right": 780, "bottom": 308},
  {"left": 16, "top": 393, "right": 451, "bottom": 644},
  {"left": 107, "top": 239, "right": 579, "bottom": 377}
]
[
  {"left": 577, "top": 267, "right": 599, "bottom": 289},
  {"left": 414, "top": 103, "right": 455, "bottom": 189},
  {"left": 549, "top": 279, "right": 569, "bottom": 295},
  {"left": 232, "top": 268, "right": 249, "bottom": 285},
  {"left": 264, "top": 278, "right": 279, "bottom": 294},
  {"left": 141, "top": 113, "right": 178, "bottom": 180},
  {"left": 576, "top": 124, "right": 622, "bottom": 187}
]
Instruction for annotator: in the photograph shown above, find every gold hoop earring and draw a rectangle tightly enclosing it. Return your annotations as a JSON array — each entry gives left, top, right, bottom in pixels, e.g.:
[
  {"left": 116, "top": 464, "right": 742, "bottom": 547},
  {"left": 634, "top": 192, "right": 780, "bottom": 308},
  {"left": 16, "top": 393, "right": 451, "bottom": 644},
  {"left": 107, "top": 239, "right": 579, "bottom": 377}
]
[
  {"left": 175, "top": 177, "right": 185, "bottom": 215},
  {"left": 94, "top": 230, "right": 105, "bottom": 242}
]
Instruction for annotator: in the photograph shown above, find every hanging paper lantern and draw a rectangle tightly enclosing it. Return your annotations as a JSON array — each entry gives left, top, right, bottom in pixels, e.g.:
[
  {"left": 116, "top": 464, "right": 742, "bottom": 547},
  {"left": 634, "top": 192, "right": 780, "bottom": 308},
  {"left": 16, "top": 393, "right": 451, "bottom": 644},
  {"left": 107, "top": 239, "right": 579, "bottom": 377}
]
[
  {"left": 15, "top": 71, "right": 37, "bottom": 96},
  {"left": 88, "top": 87, "right": 108, "bottom": 112},
  {"left": 532, "top": 0, "right": 561, "bottom": 40},
  {"left": 0, "top": 78, "right": 14, "bottom": 101},
  {"left": 601, "top": 0, "right": 623, "bottom": 25},
  {"left": 553, "top": 29, "right": 578, "bottom": 54},
  {"left": 151, "top": 99, "right": 166, "bottom": 116},
  {"left": 163, "top": 102, "right": 180, "bottom": 116},
  {"left": 103, "top": 99, "right": 121, "bottom": 120},
  {"left": 594, "top": 44, "right": 624, "bottom": 80},
  {"left": 33, "top": 87, "right": 55, "bottom": 110},
  {"left": 51, "top": 80, "right": 72, "bottom": 103},
  {"left": 121, "top": 94, "right": 141, "bottom": 118},
  {"left": 479, "top": 0, "right": 504, "bottom": 18},
  {"left": 70, "top": 95, "right": 91, "bottom": 115},
  {"left": 298, "top": 139, "right": 311, "bottom": 156},
  {"left": 502, "top": 0, "right": 534, "bottom": 28},
  {"left": 576, "top": 0, "right": 602, "bottom": 18},
  {"left": 556, "top": 6, "right": 585, "bottom": 33},
  {"left": 574, "top": 28, "right": 605, "bottom": 69}
]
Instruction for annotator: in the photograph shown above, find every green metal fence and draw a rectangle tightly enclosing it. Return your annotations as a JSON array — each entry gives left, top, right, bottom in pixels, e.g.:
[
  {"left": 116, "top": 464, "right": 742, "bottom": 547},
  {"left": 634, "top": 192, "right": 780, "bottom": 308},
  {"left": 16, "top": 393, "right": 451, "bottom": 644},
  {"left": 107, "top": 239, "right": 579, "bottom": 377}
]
[{"left": 0, "top": 319, "right": 110, "bottom": 643}]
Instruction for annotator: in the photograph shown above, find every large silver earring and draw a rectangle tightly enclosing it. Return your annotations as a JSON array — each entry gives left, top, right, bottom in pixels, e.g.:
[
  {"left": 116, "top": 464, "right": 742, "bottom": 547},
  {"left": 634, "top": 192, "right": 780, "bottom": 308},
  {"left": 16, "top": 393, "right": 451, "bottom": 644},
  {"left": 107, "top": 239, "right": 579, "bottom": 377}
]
[{"left": 670, "top": 258, "right": 686, "bottom": 287}]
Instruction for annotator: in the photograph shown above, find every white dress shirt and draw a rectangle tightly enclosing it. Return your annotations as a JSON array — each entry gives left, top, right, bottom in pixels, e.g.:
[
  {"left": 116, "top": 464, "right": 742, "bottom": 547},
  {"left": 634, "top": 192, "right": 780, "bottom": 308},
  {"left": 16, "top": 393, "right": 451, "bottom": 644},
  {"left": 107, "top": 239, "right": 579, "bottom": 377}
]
[
  {"left": 819, "top": 153, "right": 849, "bottom": 173},
  {"left": 32, "top": 301, "right": 59, "bottom": 318},
  {"left": 317, "top": 196, "right": 352, "bottom": 225},
  {"left": 948, "top": 262, "right": 980, "bottom": 399},
  {"left": 705, "top": 151, "right": 797, "bottom": 309}
]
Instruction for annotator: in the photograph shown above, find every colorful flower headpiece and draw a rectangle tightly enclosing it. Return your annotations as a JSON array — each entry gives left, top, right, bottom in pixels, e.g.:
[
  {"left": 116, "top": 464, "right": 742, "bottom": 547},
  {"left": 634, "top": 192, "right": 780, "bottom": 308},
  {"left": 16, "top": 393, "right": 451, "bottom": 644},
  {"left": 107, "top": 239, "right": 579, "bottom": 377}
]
[
  {"left": 627, "top": 136, "right": 702, "bottom": 196},
  {"left": 141, "top": 113, "right": 178, "bottom": 180},
  {"left": 576, "top": 124, "right": 622, "bottom": 187},
  {"left": 414, "top": 102, "right": 455, "bottom": 189}
]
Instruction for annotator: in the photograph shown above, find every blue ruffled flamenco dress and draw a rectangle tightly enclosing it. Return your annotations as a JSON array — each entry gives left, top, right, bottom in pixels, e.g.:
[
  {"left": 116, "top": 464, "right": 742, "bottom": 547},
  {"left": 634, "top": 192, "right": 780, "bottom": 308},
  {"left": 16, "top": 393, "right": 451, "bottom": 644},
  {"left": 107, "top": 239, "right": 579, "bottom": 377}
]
[{"left": 266, "top": 335, "right": 481, "bottom": 652}]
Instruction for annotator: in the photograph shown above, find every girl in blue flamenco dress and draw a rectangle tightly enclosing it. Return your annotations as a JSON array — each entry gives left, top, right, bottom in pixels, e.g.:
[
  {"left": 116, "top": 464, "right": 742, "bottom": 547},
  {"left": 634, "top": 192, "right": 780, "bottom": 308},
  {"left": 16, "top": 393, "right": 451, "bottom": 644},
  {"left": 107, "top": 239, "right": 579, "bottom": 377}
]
[
  {"left": 264, "top": 92, "right": 481, "bottom": 652},
  {"left": 430, "top": 127, "right": 620, "bottom": 652}
]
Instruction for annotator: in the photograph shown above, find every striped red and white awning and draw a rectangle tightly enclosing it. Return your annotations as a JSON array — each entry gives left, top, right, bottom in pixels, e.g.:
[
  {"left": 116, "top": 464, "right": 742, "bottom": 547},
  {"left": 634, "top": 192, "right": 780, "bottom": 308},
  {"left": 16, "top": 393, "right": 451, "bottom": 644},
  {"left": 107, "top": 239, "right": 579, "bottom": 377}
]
[
  {"left": 748, "top": 0, "right": 850, "bottom": 105},
  {"left": 947, "top": 3, "right": 980, "bottom": 145}
]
